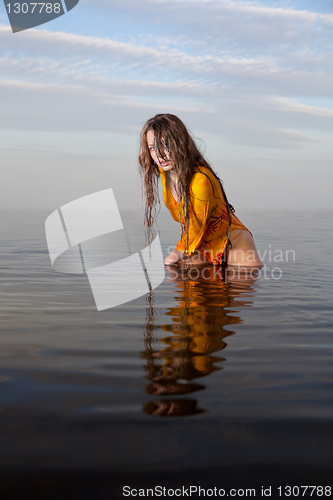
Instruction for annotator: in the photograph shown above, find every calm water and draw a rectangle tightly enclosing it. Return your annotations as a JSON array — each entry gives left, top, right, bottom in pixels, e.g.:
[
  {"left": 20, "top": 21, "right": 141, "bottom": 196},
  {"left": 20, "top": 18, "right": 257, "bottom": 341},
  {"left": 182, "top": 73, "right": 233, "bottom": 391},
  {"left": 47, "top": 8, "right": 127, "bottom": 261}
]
[{"left": 0, "top": 209, "right": 332, "bottom": 499}]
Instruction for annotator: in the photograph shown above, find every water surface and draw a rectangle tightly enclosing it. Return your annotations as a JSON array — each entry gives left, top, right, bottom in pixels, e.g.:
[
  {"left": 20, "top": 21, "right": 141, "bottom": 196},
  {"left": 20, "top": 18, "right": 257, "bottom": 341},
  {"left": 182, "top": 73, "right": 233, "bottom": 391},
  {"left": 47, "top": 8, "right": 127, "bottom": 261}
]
[{"left": 0, "top": 209, "right": 332, "bottom": 498}]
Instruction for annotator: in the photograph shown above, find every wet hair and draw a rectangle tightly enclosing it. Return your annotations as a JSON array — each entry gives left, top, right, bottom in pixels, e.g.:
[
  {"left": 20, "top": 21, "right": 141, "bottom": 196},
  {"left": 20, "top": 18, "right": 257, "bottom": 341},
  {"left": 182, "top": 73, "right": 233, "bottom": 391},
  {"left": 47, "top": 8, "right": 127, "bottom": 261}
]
[{"left": 138, "top": 113, "right": 235, "bottom": 256}]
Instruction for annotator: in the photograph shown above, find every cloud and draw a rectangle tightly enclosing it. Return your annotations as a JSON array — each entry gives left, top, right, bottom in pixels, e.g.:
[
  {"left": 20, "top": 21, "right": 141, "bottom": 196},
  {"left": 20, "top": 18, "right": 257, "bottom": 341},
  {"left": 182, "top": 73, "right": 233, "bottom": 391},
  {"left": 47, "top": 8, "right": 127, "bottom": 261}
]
[
  {"left": 83, "top": 0, "right": 333, "bottom": 24},
  {"left": 0, "top": 0, "right": 333, "bottom": 150},
  {"left": 1, "top": 22, "right": 332, "bottom": 99},
  {"left": 1, "top": 0, "right": 332, "bottom": 209},
  {"left": 0, "top": 74, "right": 331, "bottom": 153},
  {"left": 81, "top": 0, "right": 333, "bottom": 46}
]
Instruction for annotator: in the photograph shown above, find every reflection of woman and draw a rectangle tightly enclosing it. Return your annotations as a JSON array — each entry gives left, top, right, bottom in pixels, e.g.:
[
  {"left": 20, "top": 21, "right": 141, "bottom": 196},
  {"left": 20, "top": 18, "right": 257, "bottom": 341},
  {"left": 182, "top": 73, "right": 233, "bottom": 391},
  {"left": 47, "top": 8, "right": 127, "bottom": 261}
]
[
  {"left": 139, "top": 114, "right": 263, "bottom": 267},
  {"left": 143, "top": 399, "right": 204, "bottom": 417},
  {"left": 141, "top": 270, "right": 258, "bottom": 416}
]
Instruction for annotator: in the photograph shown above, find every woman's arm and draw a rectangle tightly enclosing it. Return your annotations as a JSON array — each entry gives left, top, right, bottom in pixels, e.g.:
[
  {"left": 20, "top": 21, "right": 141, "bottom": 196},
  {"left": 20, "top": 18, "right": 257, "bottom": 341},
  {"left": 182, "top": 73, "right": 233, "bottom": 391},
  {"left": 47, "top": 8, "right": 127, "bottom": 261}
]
[
  {"left": 165, "top": 172, "right": 214, "bottom": 265},
  {"left": 175, "top": 174, "right": 212, "bottom": 253}
]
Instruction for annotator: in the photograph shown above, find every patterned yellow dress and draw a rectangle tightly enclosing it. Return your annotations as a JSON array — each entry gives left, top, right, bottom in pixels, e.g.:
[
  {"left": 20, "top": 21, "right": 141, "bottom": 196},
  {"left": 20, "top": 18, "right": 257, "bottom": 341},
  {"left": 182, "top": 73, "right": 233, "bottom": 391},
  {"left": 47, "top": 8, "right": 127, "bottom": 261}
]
[{"left": 159, "top": 165, "right": 252, "bottom": 265}]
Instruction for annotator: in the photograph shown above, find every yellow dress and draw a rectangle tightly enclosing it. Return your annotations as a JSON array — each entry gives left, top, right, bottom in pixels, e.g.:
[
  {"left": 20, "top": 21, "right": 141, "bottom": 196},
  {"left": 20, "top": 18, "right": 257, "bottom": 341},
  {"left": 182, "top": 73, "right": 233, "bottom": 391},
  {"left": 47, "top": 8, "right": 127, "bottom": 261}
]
[{"left": 159, "top": 165, "right": 251, "bottom": 265}]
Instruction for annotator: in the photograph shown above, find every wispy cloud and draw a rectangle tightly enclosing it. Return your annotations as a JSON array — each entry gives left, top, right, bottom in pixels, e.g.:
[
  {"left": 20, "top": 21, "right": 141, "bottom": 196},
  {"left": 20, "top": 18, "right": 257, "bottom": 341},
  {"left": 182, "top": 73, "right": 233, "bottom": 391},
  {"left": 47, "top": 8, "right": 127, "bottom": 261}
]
[
  {"left": 1, "top": 19, "right": 332, "bottom": 96},
  {"left": 1, "top": 0, "right": 333, "bottom": 147}
]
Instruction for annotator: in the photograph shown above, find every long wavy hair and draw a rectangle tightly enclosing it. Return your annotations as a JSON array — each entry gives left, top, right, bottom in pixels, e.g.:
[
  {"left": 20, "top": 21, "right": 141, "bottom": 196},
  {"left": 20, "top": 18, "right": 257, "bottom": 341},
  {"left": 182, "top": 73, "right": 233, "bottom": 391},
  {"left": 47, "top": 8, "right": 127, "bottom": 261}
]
[{"left": 138, "top": 114, "right": 235, "bottom": 256}]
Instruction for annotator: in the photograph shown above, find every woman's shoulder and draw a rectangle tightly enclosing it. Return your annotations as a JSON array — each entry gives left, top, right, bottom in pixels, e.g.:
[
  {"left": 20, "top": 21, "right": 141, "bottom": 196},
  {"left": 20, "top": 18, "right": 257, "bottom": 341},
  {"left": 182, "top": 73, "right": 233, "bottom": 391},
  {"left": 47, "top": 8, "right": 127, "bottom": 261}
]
[
  {"left": 191, "top": 166, "right": 217, "bottom": 186},
  {"left": 192, "top": 166, "right": 212, "bottom": 182}
]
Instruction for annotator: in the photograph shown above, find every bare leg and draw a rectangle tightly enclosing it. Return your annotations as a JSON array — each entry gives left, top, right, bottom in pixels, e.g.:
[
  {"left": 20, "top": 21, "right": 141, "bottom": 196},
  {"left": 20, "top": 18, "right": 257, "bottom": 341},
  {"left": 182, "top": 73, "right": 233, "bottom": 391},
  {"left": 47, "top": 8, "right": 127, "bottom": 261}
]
[{"left": 227, "top": 230, "right": 263, "bottom": 267}]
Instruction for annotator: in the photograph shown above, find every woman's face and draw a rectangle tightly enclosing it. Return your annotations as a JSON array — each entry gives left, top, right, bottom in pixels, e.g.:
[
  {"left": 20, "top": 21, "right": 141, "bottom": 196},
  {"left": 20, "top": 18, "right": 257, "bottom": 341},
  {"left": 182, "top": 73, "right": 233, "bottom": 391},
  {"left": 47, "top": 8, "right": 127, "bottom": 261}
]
[{"left": 146, "top": 129, "right": 174, "bottom": 171}]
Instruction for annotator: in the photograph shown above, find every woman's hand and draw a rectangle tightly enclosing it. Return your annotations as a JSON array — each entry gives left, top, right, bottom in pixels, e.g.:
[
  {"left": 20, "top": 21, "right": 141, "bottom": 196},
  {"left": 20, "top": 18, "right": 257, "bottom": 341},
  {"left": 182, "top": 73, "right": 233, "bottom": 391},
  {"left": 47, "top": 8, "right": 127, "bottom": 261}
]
[{"left": 164, "top": 248, "right": 184, "bottom": 266}]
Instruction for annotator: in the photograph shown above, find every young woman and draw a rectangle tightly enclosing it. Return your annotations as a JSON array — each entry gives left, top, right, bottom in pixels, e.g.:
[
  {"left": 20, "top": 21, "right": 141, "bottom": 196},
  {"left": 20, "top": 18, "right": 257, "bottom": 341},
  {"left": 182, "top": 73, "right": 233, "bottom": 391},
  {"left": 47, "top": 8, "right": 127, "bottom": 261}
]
[{"left": 139, "top": 114, "right": 262, "bottom": 268}]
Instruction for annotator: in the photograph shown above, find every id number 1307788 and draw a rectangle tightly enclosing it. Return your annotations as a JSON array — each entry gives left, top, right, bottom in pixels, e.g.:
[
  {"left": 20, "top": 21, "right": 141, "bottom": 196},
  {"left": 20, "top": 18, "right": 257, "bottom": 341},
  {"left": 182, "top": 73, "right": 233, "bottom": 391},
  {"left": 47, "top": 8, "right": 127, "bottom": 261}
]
[
  {"left": 277, "top": 486, "right": 331, "bottom": 497},
  {"left": 5, "top": 3, "right": 61, "bottom": 14}
]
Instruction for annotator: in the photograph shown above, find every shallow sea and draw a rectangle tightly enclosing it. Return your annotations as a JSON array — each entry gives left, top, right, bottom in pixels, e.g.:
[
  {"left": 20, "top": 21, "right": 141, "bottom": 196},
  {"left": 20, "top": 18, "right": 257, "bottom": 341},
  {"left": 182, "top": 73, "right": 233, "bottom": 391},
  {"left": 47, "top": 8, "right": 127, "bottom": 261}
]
[{"left": 0, "top": 209, "right": 332, "bottom": 499}]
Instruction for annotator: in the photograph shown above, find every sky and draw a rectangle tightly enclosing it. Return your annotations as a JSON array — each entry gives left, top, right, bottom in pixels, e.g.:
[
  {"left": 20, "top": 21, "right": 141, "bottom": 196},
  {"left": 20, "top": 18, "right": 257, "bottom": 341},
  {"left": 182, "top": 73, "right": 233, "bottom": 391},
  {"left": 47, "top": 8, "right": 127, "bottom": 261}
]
[{"left": 0, "top": 0, "right": 332, "bottom": 211}]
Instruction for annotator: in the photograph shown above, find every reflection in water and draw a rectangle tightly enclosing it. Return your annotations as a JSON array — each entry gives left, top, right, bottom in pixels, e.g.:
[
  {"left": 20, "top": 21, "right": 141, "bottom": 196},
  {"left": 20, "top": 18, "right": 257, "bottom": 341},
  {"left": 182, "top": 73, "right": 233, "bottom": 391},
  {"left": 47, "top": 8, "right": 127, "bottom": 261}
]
[
  {"left": 142, "top": 265, "right": 259, "bottom": 417},
  {"left": 143, "top": 399, "right": 204, "bottom": 417}
]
